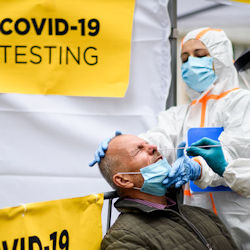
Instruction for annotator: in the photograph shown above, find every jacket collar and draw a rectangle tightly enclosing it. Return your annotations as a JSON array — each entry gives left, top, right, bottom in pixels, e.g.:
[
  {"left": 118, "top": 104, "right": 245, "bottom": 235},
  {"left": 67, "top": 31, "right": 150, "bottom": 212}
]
[{"left": 114, "top": 197, "right": 178, "bottom": 214}]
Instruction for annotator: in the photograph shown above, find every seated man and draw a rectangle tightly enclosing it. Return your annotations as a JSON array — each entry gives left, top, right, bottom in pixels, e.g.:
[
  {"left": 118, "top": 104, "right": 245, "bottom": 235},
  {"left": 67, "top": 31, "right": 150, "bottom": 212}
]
[{"left": 92, "top": 133, "right": 237, "bottom": 250}]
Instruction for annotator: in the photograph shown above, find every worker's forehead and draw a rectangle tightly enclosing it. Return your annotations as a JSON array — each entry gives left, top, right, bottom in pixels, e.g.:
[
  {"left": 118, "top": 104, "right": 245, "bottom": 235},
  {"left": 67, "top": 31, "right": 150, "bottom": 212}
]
[{"left": 182, "top": 39, "right": 207, "bottom": 53}]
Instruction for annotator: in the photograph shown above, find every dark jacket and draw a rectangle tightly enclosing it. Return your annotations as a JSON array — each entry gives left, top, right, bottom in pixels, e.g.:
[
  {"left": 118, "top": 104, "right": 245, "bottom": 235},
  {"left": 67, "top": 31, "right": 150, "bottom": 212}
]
[{"left": 101, "top": 198, "right": 238, "bottom": 250}]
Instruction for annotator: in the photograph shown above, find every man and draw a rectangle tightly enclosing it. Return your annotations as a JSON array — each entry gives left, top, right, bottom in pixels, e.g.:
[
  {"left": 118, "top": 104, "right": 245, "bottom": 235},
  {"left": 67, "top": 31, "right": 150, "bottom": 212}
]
[{"left": 96, "top": 133, "right": 237, "bottom": 250}]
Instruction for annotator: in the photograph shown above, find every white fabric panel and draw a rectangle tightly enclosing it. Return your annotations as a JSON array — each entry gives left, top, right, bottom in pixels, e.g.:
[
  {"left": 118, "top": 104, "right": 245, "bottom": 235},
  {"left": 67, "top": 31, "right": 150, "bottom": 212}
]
[
  {"left": 178, "top": 0, "right": 250, "bottom": 29},
  {"left": 0, "top": 0, "right": 171, "bottom": 233}
]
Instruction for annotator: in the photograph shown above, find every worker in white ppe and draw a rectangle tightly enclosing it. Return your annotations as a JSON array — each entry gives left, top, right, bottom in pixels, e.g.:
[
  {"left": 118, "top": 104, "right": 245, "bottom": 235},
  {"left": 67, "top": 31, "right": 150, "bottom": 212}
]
[{"left": 139, "top": 27, "right": 250, "bottom": 250}]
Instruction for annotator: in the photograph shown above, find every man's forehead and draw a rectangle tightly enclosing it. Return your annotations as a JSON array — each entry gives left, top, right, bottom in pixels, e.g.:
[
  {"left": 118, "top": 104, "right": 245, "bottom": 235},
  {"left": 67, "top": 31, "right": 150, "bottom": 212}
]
[{"left": 108, "top": 134, "right": 144, "bottom": 153}]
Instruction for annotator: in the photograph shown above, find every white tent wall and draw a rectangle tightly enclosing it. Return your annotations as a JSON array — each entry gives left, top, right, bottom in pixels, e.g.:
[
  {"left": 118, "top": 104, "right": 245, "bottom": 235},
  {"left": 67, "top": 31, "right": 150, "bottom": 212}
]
[{"left": 0, "top": 0, "right": 171, "bottom": 234}]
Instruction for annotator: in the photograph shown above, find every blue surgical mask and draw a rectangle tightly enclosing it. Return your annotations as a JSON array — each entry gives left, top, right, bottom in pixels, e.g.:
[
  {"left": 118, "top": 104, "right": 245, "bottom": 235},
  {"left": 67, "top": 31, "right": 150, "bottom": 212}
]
[
  {"left": 181, "top": 56, "right": 217, "bottom": 93},
  {"left": 118, "top": 158, "right": 171, "bottom": 196}
]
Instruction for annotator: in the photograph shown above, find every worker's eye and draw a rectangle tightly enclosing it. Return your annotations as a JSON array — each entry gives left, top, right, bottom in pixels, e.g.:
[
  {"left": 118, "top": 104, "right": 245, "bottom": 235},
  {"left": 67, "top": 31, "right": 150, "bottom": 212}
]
[
  {"left": 181, "top": 54, "right": 189, "bottom": 63},
  {"left": 196, "top": 54, "right": 207, "bottom": 58},
  {"left": 194, "top": 49, "right": 209, "bottom": 58}
]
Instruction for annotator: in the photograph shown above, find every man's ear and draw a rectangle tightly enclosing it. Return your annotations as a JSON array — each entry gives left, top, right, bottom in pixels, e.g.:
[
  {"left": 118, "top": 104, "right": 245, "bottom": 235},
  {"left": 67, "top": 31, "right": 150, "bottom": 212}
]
[{"left": 113, "top": 173, "right": 134, "bottom": 189}]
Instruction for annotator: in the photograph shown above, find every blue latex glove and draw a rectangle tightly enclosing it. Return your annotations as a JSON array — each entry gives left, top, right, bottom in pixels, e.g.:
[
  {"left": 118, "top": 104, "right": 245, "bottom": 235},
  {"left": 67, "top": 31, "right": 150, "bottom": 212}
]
[
  {"left": 163, "top": 155, "right": 201, "bottom": 188},
  {"left": 89, "top": 131, "right": 122, "bottom": 167},
  {"left": 177, "top": 141, "right": 186, "bottom": 158},
  {"left": 186, "top": 137, "right": 228, "bottom": 176}
]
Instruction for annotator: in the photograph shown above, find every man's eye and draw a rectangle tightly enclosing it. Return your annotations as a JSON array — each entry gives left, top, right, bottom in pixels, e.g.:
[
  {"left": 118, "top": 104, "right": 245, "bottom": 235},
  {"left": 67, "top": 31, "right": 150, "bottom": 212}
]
[{"left": 130, "top": 145, "right": 144, "bottom": 157}]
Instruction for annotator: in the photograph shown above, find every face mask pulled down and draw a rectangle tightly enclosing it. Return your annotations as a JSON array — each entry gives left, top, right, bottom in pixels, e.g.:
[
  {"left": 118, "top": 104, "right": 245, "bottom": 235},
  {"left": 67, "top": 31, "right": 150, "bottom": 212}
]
[
  {"left": 181, "top": 56, "right": 217, "bottom": 93},
  {"left": 119, "top": 158, "right": 171, "bottom": 196}
]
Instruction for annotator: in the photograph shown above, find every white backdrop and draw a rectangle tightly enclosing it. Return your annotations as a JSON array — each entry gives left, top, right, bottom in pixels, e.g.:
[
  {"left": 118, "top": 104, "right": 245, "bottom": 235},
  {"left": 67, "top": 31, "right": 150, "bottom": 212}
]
[
  {"left": 178, "top": 0, "right": 250, "bottom": 44},
  {"left": 0, "top": 0, "right": 171, "bottom": 220}
]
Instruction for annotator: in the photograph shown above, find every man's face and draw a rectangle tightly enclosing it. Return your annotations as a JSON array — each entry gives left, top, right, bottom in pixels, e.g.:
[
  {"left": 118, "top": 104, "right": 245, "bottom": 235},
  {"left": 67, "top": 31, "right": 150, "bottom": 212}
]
[{"left": 108, "top": 135, "right": 163, "bottom": 173}]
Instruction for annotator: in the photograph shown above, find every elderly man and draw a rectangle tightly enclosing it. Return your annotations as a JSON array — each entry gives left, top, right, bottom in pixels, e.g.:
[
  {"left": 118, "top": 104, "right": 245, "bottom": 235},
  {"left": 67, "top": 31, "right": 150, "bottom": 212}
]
[{"left": 94, "top": 133, "right": 237, "bottom": 250}]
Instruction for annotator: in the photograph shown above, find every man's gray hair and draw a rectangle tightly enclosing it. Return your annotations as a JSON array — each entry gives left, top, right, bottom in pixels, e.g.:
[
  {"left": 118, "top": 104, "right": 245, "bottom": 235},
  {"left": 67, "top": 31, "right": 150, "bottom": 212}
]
[{"left": 98, "top": 153, "right": 122, "bottom": 190}]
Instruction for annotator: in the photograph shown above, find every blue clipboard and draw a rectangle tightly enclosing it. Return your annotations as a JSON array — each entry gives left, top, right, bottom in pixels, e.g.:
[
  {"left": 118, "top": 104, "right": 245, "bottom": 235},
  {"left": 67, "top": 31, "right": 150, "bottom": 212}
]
[{"left": 187, "top": 127, "right": 231, "bottom": 192}]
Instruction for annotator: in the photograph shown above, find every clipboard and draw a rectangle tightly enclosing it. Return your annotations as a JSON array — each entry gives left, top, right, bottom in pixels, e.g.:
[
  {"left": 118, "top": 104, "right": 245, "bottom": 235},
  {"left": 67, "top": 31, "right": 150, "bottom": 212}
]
[{"left": 187, "top": 127, "right": 231, "bottom": 192}]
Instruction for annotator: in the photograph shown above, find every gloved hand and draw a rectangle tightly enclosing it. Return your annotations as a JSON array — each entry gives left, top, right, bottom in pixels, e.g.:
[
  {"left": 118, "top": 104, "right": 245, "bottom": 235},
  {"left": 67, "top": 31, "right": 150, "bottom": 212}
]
[
  {"left": 177, "top": 141, "right": 186, "bottom": 158},
  {"left": 163, "top": 155, "right": 201, "bottom": 188},
  {"left": 89, "top": 131, "right": 122, "bottom": 167},
  {"left": 186, "top": 137, "right": 228, "bottom": 176}
]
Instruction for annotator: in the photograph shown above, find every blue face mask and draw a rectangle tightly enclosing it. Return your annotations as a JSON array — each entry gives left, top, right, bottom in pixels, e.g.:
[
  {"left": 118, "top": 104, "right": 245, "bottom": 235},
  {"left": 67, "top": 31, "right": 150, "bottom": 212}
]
[
  {"left": 181, "top": 56, "right": 217, "bottom": 93},
  {"left": 119, "top": 158, "right": 171, "bottom": 196}
]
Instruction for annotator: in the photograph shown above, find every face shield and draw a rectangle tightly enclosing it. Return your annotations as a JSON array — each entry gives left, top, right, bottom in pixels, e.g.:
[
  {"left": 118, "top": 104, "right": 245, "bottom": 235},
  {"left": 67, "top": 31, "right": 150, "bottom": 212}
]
[
  {"left": 234, "top": 50, "right": 250, "bottom": 89},
  {"left": 238, "top": 66, "right": 250, "bottom": 89}
]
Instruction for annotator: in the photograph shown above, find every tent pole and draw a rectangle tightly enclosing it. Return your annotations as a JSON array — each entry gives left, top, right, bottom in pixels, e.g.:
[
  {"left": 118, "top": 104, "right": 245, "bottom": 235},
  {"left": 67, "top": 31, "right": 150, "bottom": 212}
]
[{"left": 166, "top": 0, "right": 177, "bottom": 109}]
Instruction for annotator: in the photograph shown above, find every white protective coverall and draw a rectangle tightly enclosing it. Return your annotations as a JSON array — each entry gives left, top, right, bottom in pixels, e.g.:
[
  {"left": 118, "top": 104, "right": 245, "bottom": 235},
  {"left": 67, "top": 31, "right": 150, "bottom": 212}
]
[
  {"left": 140, "top": 28, "right": 250, "bottom": 249},
  {"left": 223, "top": 158, "right": 250, "bottom": 198}
]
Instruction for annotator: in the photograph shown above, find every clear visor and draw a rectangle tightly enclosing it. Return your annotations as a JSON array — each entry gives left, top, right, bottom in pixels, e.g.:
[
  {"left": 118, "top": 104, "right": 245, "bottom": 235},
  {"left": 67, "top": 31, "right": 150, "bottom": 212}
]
[{"left": 239, "top": 69, "right": 250, "bottom": 89}]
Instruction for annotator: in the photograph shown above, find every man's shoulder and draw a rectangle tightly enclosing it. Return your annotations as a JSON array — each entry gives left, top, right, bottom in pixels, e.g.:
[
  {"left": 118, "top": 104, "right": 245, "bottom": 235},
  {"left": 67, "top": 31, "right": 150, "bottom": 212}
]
[
  {"left": 108, "top": 211, "right": 145, "bottom": 232},
  {"left": 105, "top": 205, "right": 178, "bottom": 238},
  {"left": 101, "top": 213, "right": 150, "bottom": 250}
]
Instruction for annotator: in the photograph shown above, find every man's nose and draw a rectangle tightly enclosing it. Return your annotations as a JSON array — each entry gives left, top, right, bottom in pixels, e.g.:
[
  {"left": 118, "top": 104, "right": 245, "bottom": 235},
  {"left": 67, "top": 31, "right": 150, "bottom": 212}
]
[{"left": 146, "top": 144, "right": 157, "bottom": 154}]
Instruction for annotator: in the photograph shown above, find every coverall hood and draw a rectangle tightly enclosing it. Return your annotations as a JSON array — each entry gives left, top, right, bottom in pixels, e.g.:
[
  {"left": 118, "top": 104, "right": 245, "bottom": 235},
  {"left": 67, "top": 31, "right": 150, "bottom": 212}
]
[{"left": 181, "top": 27, "right": 239, "bottom": 100}]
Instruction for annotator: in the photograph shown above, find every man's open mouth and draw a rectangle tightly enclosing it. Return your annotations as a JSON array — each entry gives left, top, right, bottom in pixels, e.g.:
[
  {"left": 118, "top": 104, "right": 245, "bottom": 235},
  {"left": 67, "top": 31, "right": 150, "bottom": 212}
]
[{"left": 154, "top": 155, "right": 163, "bottom": 163}]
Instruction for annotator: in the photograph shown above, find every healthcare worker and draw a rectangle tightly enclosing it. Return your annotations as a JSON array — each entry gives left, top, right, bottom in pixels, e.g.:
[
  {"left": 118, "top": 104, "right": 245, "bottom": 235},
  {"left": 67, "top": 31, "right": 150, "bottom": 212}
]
[
  {"left": 138, "top": 27, "right": 250, "bottom": 250},
  {"left": 186, "top": 137, "right": 250, "bottom": 198}
]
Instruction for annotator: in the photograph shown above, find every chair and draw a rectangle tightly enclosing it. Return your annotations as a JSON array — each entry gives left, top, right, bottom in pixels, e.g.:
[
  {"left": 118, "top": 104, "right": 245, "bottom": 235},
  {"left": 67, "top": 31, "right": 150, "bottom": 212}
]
[{"left": 104, "top": 191, "right": 119, "bottom": 232}]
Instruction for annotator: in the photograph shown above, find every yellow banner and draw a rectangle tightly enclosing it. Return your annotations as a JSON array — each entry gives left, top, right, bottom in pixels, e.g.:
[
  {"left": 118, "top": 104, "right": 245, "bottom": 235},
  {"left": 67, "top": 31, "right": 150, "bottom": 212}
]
[
  {"left": 0, "top": 0, "right": 135, "bottom": 97},
  {"left": 0, "top": 193, "right": 104, "bottom": 250}
]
